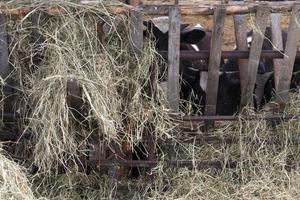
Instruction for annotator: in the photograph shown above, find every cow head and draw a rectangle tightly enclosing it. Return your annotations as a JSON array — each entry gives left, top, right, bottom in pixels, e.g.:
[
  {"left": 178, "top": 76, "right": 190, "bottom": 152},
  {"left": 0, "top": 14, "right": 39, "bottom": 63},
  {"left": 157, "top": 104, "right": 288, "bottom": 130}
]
[{"left": 143, "top": 17, "right": 206, "bottom": 51}]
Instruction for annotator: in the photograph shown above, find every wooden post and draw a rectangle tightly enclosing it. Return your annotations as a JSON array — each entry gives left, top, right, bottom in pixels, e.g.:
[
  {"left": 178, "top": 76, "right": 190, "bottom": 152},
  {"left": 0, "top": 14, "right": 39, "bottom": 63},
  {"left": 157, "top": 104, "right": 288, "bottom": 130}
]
[
  {"left": 240, "top": 6, "right": 270, "bottom": 110},
  {"left": 130, "top": 9, "right": 143, "bottom": 55},
  {"left": 0, "top": 14, "right": 14, "bottom": 123},
  {"left": 276, "top": 5, "right": 300, "bottom": 111},
  {"left": 204, "top": 6, "right": 226, "bottom": 121},
  {"left": 234, "top": 14, "right": 248, "bottom": 96},
  {"left": 31, "top": 10, "right": 47, "bottom": 67},
  {"left": 271, "top": 13, "right": 283, "bottom": 90},
  {"left": 0, "top": 14, "right": 9, "bottom": 79},
  {"left": 168, "top": 6, "right": 181, "bottom": 113}
]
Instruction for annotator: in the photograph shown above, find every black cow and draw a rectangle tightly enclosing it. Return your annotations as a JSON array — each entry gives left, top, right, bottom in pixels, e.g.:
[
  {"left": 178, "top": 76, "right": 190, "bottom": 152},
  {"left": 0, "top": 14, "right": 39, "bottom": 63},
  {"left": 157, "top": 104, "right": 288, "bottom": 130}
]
[
  {"left": 144, "top": 17, "right": 243, "bottom": 115},
  {"left": 223, "top": 27, "right": 300, "bottom": 111},
  {"left": 247, "top": 27, "right": 300, "bottom": 91}
]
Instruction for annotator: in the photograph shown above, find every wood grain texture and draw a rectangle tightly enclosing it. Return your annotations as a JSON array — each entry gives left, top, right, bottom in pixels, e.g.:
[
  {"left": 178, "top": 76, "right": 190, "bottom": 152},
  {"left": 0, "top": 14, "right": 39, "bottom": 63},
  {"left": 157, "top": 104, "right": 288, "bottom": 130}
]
[
  {"left": 240, "top": 6, "right": 270, "bottom": 109},
  {"left": 234, "top": 14, "right": 248, "bottom": 97},
  {"left": 168, "top": 6, "right": 181, "bottom": 113},
  {"left": 271, "top": 13, "right": 284, "bottom": 91},
  {"left": 130, "top": 9, "right": 143, "bottom": 55},
  {"left": 204, "top": 6, "right": 226, "bottom": 117},
  {"left": 276, "top": 5, "right": 300, "bottom": 110}
]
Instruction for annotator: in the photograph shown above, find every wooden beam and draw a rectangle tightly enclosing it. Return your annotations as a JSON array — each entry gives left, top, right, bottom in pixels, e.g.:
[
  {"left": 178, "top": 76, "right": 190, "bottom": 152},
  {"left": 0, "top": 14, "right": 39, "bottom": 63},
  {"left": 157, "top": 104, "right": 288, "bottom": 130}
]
[
  {"left": 142, "top": 1, "right": 295, "bottom": 16},
  {"left": 31, "top": 10, "right": 47, "bottom": 67},
  {"left": 276, "top": 5, "right": 300, "bottom": 111},
  {"left": 204, "top": 6, "right": 226, "bottom": 122},
  {"left": 240, "top": 6, "right": 270, "bottom": 110},
  {"left": 0, "top": 14, "right": 9, "bottom": 79},
  {"left": 167, "top": 6, "right": 181, "bottom": 113},
  {"left": 271, "top": 13, "right": 284, "bottom": 91},
  {"left": 0, "top": 1, "right": 298, "bottom": 17},
  {"left": 0, "top": 14, "right": 14, "bottom": 120},
  {"left": 130, "top": 9, "right": 143, "bottom": 55},
  {"left": 234, "top": 14, "right": 248, "bottom": 98}
]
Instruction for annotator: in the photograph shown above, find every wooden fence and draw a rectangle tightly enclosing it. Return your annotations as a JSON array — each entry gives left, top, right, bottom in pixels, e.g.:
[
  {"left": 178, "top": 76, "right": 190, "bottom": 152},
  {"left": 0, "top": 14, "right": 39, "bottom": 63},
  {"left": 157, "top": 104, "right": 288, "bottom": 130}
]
[{"left": 126, "top": 1, "right": 300, "bottom": 126}]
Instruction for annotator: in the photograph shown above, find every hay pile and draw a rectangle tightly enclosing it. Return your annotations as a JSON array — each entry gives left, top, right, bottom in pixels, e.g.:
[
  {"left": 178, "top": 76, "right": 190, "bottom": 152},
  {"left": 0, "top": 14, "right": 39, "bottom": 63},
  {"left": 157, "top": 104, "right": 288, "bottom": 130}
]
[
  {"left": 144, "top": 92, "right": 300, "bottom": 200},
  {"left": 0, "top": 148, "right": 37, "bottom": 200},
  {"left": 0, "top": 1, "right": 300, "bottom": 199},
  {"left": 0, "top": 0, "right": 172, "bottom": 199},
  {"left": 4, "top": 0, "right": 172, "bottom": 174}
]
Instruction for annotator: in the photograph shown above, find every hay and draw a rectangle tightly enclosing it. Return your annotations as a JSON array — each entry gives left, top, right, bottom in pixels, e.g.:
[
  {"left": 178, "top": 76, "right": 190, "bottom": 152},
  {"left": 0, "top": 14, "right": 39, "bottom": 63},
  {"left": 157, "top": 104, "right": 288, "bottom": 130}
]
[
  {"left": 1, "top": 1, "right": 300, "bottom": 199},
  {"left": 4, "top": 1, "right": 173, "bottom": 173},
  {"left": 0, "top": 148, "right": 36, "bottom": 200}
]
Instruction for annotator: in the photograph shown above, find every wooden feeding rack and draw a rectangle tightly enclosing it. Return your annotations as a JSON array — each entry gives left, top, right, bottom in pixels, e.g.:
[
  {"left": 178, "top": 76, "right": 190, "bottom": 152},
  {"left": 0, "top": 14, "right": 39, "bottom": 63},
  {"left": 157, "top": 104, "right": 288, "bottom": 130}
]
[
  {"left": 1, "top": 2, "right": 300, "bottom": 198},
  {"left": 126, "top": 1, "right": 300, "bottom": 126}
]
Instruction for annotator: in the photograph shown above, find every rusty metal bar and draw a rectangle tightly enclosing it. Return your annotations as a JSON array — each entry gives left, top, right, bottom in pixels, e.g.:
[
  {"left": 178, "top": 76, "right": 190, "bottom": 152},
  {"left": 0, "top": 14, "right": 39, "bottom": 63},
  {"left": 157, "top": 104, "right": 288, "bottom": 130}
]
[
  {"left": 1, "top": 112, "right": 299, "bottom": 122},
  {"left": 158, "top": 50, "right": 298, "bottom": 61},
  {"left": 90, "top": 159, "right": 237, "bottom": 169},
  {"left": 171, "top": 114, "right": 300, "bottom": 122}
]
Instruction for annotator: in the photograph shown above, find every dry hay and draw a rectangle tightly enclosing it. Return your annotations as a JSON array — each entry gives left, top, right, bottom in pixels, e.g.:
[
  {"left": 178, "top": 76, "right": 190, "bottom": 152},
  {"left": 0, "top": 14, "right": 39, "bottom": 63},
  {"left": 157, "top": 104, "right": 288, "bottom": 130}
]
[
  {"left": 3, "top": 0, "right": 173, "bottom": 174},
  {"left": 0, "top": 0, "right": 300, "bottom": 200},
  {"left": 0, "top": 148, "right": 37, "bottom": 200}
]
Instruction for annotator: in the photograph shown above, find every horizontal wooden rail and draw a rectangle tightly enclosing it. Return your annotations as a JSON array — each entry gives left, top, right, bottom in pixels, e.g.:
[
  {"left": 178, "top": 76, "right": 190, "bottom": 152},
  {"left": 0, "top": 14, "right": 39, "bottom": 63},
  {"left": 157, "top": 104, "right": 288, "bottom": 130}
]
[
  {"left": 159, "top": 50, "right": 300, "bottom": 61},
  {"left": 143, "top": 1, "right": 298, "bottom": 15},
  {"left": 0, "top": 1, "right": 299, "bottom": 16}
]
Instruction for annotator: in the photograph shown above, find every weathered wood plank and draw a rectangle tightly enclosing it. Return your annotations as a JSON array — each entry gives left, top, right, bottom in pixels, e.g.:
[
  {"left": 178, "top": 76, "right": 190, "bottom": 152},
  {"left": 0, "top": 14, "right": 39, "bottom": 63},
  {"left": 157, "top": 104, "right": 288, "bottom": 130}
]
[
  {"left": 0, "top": 14, "right": 14, "bottom": 120},
  {"left": 168, "top": 6, "right": 181, "bottom": 113},
  {"left": 240, "top": 6, "right": 270, "bottom": 110},
  {"left": 271, "top": 13, "right": 283, "bottom": 91},
  {"left": 233, "top": 14, "right": 248, "bottom": 97},
  {"left": 142, "top": 1, "right": 295, "bottom": 16},
  {"left": 31, "top": 10, "right": 47, "bottom": 67},
  {"left": 204, "top": 6, "right": 226, "bottom": 118},
  {"left": 0, "top": 14, "right": 9, "bottom": 79},
  {"left": 130, "top": 9, "right": 143, "bottom": 55},
  {"left": 276, "top": 5, "right": 300, "bottom": 110}
]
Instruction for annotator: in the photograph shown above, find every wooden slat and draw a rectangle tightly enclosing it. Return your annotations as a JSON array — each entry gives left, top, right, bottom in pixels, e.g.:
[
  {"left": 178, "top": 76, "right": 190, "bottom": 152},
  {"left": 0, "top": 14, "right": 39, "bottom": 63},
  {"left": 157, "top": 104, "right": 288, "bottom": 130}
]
[
  {"left": 233, "top": 14, "right": 248, "bottom": 97},
  {"left": 240, "top": 6, "right": 270, "bottom": 110},
  {"left": 276, "top": 5, "right": 300, "bottom": 111},
  {"left": 31, "top": 10, "right": 47, "bottom": 67},
  {"left": 204, "top": 6, "right": 226, "bottom": 119},
  {"left": 0, "top": 14, "right": 14, "bottom": 120},
  {"left": 0, "top": 14, "right": 9, "bottom": 79},
  {"left": 168, "top": 6, "right": 181, "bottom": 113},
  {"left": 271, "top": 13, "right": 283, "bottom": 90},
  {"left": 130, "top": 9, "right": 143, "bottom": 55}
]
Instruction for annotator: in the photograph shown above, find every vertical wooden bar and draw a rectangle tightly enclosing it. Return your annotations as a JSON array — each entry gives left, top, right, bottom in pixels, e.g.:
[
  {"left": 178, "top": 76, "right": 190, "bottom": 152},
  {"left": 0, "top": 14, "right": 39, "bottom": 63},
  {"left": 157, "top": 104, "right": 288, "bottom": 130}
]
[
  {"left": 271, "top": 13, "right": 283, "bottom": 91},
  {"left": 0, "top": 14, "right": 9, "bottom": 79},
  {"left": 31, "top": 11, "right": 47, "bottom": 67},
  {"left": 276, "top": 5, "right": 300, "bottom": 111},
  {"left": 130, "top": 9, "right": 143, "bottom": 55},
  {"left": 0, "top": 14, "right": 13, "bottom": 123},
  {"left": 233, "top": 14, "right": 248, "bottom": 96},
  {"left": 240, "top": 6, "right": 270, "bottom": 110},
  {"left": 168, "top": 6, "right": 181, "bottom": 113},
  {"left": 204, "top": 6, "right": 226, "bottom": 121}
]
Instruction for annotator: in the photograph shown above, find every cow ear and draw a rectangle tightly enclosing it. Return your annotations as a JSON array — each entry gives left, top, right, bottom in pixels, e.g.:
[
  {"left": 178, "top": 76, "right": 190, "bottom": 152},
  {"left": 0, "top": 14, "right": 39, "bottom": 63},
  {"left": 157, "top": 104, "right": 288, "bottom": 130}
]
[
  {"left": 143, "top": 20, "right": 165, "bottom": 39},
  {"left": 181, "top": 27, "right": 206, "bottom": 44}
]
